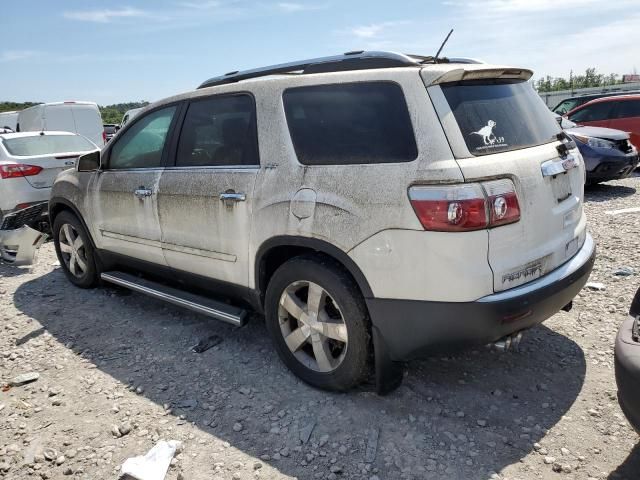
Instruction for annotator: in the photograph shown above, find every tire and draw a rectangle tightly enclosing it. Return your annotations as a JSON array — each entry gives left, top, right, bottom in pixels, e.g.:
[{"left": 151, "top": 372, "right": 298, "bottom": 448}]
[
  {"left": 265, "top": 254, "right": 371, "bottom": 391},
  {"left": 52, "top": 210, "right": 99, "bottom": 288}
]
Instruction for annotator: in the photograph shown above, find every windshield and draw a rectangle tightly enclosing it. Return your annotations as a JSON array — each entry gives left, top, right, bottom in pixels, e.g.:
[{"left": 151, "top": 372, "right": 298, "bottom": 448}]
[
  {"left": 441, "top": 80, "right": 561, "bottom": 156},
  {"left": 552, "top": 99, "right": 582, "bottom": 115},
  {"left": 2, "top": 134, "right": 96, "bottom": 156}
]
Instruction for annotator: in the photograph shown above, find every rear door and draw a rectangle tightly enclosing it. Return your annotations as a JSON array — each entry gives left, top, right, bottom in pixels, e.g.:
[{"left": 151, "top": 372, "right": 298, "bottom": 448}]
[
  {"left": 428, "top": 76, "right": 587, "bottom": 292},
  {"left": 607, "top": 99, "right": 640, "bottom": 148},
  {"left": 157, "top": 93, "right": 260, "bottom": 286},
  {"left": 43, "top": 105, "right": 75, "bottom": 133},
  {"left": 71, "top": 105, "right": 104, "bottom": 147},
  {"left": 89, "top": 105, "right": 178, "bottom": 265}
]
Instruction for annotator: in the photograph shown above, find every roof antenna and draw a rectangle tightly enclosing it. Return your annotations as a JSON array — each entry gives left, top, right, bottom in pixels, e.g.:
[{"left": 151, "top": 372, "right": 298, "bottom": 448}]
[{"left": 434, "top": 28, "right": 454, "bottom": 61}]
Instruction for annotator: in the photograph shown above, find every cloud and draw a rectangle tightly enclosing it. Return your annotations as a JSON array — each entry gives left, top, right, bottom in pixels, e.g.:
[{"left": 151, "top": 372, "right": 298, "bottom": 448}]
[
  {"left": 0, "top": 50, "right": 38, "bottom": 62},
  {"left": 347, "top": 21, "right": 410, "bottom": 40},
  {"left": 63, "top": 7, "right": 148, "bottom": 23},
  {"left": 178, "top": 1, "right": 222, "bottom": 9},
  {"left": 276, "top": 2, "right": 324, "bottom": 12}
]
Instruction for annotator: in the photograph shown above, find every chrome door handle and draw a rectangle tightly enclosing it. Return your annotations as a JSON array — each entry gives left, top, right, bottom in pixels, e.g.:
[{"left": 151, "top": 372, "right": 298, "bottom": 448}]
[
  {"left": 219, "top": 192, "right": 246, "bottom": 202},
  {"left": 134, "top": 188, "right": 153, "bottom": 198}
]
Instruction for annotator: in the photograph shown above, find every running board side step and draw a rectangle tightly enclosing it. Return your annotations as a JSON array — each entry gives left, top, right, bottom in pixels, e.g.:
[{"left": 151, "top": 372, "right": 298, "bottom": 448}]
[{"left": 100, "top": 271, "right": 247, "bottom": 327}]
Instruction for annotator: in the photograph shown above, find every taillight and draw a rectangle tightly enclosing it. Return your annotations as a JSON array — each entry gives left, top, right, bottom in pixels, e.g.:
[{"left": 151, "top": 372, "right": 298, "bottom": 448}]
[
  {"left": 483, "top": 179, "right": 521, "bottom": 227},
  {"left": 102, "top": 131, "right": 107, "bottom": 144},
  {"left": 409, "top": 179, "right": 520, "bottom": 232},
  {"left": 0, "top": 164, "right": 43, "bottom": 179}
]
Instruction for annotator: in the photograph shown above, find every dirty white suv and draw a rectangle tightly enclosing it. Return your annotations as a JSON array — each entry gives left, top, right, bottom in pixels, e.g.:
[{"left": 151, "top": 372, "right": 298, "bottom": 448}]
[{"left": 49, "top": 51, "right": 596, "bottom": 393}]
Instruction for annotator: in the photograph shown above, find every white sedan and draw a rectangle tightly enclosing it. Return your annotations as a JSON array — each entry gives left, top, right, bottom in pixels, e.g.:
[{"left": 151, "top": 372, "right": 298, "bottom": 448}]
[{"left": 0, "top": 131, "right": 98, "bottom": 230}]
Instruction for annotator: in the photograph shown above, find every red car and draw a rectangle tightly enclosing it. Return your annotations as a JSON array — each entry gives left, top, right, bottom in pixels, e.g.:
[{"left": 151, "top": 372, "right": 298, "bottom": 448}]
[{"left": 567, "top": 94, "right": 640, "bottom": 149}]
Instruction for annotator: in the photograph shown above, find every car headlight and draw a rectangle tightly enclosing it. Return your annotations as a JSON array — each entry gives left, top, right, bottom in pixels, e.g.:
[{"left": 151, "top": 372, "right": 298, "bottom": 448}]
[{"left": 573, "top": 134, "right": 615, "bottom": 149}]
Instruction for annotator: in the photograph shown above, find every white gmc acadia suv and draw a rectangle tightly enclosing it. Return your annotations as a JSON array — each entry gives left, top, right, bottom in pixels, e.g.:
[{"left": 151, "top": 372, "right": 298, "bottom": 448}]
[{"left": 48, "top": 51, "right": 596, "bottom": 393}]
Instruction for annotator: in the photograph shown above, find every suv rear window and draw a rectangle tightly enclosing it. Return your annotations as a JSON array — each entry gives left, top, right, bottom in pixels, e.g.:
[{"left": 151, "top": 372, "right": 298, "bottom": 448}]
[
  {"left": 2, "top": 134, "right": 96, "bottom": 156},
  {"left": 283, "top": 82, "right": 417, "bottom": 165},
  {"left": 442, "top": 80, "right": 561, "bottom": 156}
]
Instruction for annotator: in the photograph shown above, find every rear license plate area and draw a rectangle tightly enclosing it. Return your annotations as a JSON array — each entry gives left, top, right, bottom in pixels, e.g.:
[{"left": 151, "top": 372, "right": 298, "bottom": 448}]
[{"left": 551, "top": 173, "right": 572, "bottom": 203}]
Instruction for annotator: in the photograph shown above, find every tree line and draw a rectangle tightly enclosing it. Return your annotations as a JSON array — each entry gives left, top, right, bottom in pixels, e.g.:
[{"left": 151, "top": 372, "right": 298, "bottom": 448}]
[
  {"left": 534, "top": 68, "right": 629, "bottom": 93},
  {"left": 0, "top": 101, "right": 149, "bottom": 124}
]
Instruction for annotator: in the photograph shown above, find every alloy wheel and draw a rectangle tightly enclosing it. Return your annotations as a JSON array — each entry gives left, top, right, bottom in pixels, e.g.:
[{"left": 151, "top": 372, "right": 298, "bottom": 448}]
[
  {"left": 278, "top": 281, "right": 348, "bottom": 373},
  {"left": 58, "top": 223, "right": 88, "bottom": 278}
]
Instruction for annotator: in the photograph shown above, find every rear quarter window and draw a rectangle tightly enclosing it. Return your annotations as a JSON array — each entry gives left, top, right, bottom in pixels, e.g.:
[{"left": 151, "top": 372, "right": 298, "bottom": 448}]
[
  {"left": 283, "top": 82, "right": 418, "bottom": 165},
  {"left": 442, "top": 80, "right": 561, "bottom": 156}
]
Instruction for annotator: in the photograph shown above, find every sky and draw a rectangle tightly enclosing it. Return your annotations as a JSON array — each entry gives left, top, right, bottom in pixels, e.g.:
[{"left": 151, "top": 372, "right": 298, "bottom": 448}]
[{"left": 1, "top": 0, "right": 639, "bottom": 105}]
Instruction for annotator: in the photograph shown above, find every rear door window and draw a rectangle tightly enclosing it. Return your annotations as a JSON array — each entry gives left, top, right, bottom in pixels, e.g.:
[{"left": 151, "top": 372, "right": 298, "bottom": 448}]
[
  {"left": 175, "top": 94, "right": 259, "bottom": 167},
  {"left": 612, "top": 100, "right": 640, "bottom": 119},
  {"left": 441, "top": 80, "right": 561, "bottom": 156},
  {"left": 568, "top": 101, "right": 614, "bottom": 123},
  {"left": 283, "top": 82, "right": 418, "bottom": 165}
]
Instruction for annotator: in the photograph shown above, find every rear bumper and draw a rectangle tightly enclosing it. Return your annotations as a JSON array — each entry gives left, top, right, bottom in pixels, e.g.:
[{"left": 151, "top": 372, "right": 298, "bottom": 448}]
[
  {"left": 367, "top": 233, "right": 596, "bottom": 360},
  {"left": 615, "top": 315, "right": 640, "bottom": 434}
]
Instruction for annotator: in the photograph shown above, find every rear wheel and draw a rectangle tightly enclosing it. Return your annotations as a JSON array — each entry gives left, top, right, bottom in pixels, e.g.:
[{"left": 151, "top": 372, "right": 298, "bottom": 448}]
[
  {"left": 53, "top": 211, "right": 99, "bottom": 288},
  {"left": 265, "top": 255, "right": 370, "bottom": 391}
]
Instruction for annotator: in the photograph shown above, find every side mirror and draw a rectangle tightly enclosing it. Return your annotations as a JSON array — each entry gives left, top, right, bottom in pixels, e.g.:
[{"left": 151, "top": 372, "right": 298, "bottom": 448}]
[{"left": 77, "top": 150, "right": 101, "bottom": 172}]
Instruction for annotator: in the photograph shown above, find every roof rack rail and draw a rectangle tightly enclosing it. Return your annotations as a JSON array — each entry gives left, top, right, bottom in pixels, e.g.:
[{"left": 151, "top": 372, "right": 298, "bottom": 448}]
[{"left": 197, "top": 51, "right": 424, "bottom": 89}]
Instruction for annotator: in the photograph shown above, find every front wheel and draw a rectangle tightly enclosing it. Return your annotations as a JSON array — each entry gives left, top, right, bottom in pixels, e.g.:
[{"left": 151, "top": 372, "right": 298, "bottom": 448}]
[
  {"left": 265, "top": 255, "right": 371, "bottom": 391},
  {"left": 52, "top": 211, "right": 99, "bottom": 288}
]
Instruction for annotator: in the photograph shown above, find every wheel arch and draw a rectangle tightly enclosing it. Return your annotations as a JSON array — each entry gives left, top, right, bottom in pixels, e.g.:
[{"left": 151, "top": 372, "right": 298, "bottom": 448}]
[
  {"left": 49, "top": 197, "right": 97, "bottom": 250},
  {"left": 255, "top": 236, "right": 374, "bottom": 306}
]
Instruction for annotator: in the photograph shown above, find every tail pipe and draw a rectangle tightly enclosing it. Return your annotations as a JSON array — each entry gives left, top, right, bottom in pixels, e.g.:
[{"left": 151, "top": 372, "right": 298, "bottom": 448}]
[{"left": 488, "top": 330, "right": 524, "bottom": 352}]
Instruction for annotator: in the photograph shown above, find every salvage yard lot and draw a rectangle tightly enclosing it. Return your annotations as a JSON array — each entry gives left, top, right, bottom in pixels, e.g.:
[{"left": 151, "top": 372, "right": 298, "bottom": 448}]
[{"left": 1, "top": 176, "right": 640, "bottom": 480}]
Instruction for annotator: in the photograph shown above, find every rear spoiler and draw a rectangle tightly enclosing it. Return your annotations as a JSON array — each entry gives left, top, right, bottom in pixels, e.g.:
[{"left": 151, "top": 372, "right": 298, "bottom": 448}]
[{"left": 430, "top": 67, "right": 533, "bottom": 85}]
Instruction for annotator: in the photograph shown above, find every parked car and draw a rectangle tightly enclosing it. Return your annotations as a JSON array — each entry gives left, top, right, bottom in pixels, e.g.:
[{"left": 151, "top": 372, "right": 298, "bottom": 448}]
[
  {"left": 554, "top": 114, "right": 638, "bottom": 184},
  {"left": 48, "top": 51, "right": 595, "bottom": 393},
  {"left": 120, "top": 108, "right": 143, "bottom": 128},
  {"left": 103, "top": 124, "right": 119, "bottom": 142},
  {"left": 0, "top": 131, "right": 98, "bottom": 233},
  {"left": 553, "top": 91, "right": 640, "bottom": 116},
  {"left": 0, "top": 111, "right": 19, "bottom": 131},
  {"left": 17, "top": 102, "right": 105, "bottom": 147},
  {"left": 615, "top": 285, "right": 640, "bottom": 433},
  {"left": 566, "top": 94, "right": 640, "bottom": 149}
]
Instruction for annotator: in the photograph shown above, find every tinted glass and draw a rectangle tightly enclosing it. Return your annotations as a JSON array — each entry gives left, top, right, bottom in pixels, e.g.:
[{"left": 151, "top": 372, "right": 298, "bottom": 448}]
[
  {"left": 109, "top": 106, "right": 176, "bottom": 169},
  {"left": 568, "top": 101, "right": 614, "bottom": 123},
  {"left": 613, "top": 100, "right": 640, "bottom": 119},
  {"left": 283, "top": 82, "right": 417, "bottom": 165},
  {"left": 104, "top": 126, "right": 117, "bottom": 134},
  {"left": 442, "top": 80, "right": 561, "bottom": 156},
  {"left": 176, "top": 94, "right": 258, "bottom": 167},
  {"left": 552, "top": 99, "right": 581, "bottom": 115},
  {"left": 2, "top": 134, "right": 96, "bottom": 156}
]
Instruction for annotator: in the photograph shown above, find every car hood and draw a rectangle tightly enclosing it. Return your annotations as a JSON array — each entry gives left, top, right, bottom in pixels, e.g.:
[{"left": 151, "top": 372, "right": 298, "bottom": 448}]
[{"left": 566, "top": 125, "right": 629, "bottom": 141}]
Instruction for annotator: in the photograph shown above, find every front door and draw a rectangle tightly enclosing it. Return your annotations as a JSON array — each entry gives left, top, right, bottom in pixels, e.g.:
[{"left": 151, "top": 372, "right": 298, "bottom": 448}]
[
  {"left": 90, "top": 105, "right": 178, "bottom": 265},
  {"left": 157, "top": 93, "right": 260, "bottom": 287}
]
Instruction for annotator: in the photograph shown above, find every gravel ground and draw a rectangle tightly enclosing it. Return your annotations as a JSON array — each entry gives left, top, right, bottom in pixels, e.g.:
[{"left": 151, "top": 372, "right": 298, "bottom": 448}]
[{"left": 1, "top": 175, "right": 639, "bottom": 480}]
